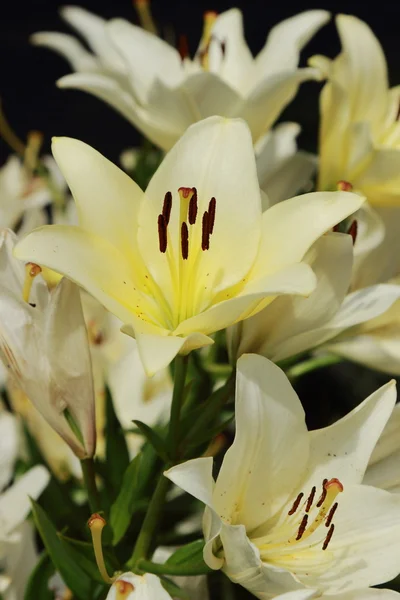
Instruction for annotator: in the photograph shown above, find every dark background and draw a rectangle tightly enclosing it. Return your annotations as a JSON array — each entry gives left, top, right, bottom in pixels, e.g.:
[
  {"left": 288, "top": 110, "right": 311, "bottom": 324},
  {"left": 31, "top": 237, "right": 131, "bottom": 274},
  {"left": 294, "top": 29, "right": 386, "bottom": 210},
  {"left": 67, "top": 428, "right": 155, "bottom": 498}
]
[{"left": 1, "top": 0, "right": 400, "bottom": 166}]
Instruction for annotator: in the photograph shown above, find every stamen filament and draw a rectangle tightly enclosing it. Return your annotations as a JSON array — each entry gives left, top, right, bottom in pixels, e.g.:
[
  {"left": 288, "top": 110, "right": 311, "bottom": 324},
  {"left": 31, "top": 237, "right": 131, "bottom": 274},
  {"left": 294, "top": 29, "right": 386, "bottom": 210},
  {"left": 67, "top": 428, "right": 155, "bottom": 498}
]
[{"left": 88, "top": 514, "right": 116, "bottom": 584}]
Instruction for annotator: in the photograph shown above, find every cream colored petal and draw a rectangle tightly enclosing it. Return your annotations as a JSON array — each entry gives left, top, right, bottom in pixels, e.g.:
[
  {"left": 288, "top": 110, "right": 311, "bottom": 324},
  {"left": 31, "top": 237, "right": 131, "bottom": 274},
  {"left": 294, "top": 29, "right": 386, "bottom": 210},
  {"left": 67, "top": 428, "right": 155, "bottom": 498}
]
[
  {"left": 255, "top": 11, "right": 330, "bottom": 79},
  {"left": 306, "top": 485, "right": 400, "bottom": 594},
  {"left": 51, "top": 137, "right": 144, "bottom": 263},
  {"left": 214, "top": 355, "right": 309, "bottom": 531},
  {"left": 45, "top": 278, "right": 96, "bottom": 457},
  {"left": 180, "top": 72, "right": 242, "bottom": 119},
  {"left": 107, "top": 18, "right": 183, "bottom": 103},
  {"left": 252, "top": 191, "right": 365, "bottom": 280},
  {"left": 0, "top": 411, "right": 18, "bottom": 491},
  {"left": 61, "top": 6, "right": 124, "bottom": 72},
  {"left": 328, "top": 335, "right": 400, "bottom": 376},
  {"left": 58, "top": 72, "right": 180, "bottom": 151},
  {"left": 368, "top": 403, "right": 400, "bottom": 464},
  {"left": 175, "top": 263, "right": 316, "bottom": 338},
  {"left": 209, "top": 9, "right": 254, "bottom": 93},
  {"left": 14, "top": 225, "right": 141, "bottom": 324},
  {"left": 232, "top": 233, "right": 352, "bottom": 360},
  {"left": 364, "top": 447, "right": 400, "bottom": 491},
  {"left": 355, "top": 147, "right": 400, "bottom": 205},
  {"left": 0, "top": 466, "right": 49, "bottom": 536},
  {"left": 105, "top": 572, "right": 173, "bottom": 600},
  {"left": 30, "top": 32, "right": 100, "bottom": 72},
  {"left": 237, "top": 69, "right": 320, "bottom": 143},
  {"left": 140, "top": 117, "right": 262, "bottom": 309},
  {"left": 303, "top": 380, "right": 396, "bottom": 490}
]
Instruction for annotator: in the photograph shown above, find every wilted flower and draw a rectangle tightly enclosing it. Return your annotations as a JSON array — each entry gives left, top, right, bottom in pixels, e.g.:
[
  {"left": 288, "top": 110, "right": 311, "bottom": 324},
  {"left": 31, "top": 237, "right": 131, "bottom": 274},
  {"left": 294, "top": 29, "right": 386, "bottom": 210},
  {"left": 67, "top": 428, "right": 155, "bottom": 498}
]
[
  {"left": 32, "top": 7, "right": 329, "bottom": 151},
  {"left": 0, "top": 229, "right": 96, "bottom": 458},
  {"left": 166, "top": 354, "right": 400, "bottom": 598},
  {"left": 14, "top": 117, "right": 364, "bottom": 374}
]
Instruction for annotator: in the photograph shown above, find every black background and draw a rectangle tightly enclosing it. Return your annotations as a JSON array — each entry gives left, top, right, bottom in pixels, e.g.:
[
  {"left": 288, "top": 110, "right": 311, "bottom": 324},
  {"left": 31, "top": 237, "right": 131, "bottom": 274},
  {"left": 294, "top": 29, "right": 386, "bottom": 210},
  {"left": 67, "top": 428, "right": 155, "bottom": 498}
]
[{"left": 1, "top": 0, "right": 400, "bottom": 165}]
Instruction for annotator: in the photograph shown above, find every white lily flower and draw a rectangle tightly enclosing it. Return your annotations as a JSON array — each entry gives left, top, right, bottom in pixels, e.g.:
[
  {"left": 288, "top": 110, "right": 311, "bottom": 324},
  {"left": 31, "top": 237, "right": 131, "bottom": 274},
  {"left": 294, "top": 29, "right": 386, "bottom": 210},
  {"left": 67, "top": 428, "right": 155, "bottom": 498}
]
[
  {"left": 32, "top": 7, "right": 329, "bottom": 151},
  {"left": 166, "top": 354, "right": 400, "bottom": 598},
  {"left": 0, "top": 229, "right": 96, "bottom": 458},
  {"left": 0, "top": 409, "right": 18, "bottom": 490},
  {"left": 273, "top": 589, "right": 400, "bottom": 599},
  {"left": 14, "top": 117, "right": 364, "bottom": 374},
  {"left": 0, "top": 465, "right": 49, "bottom": 599},
  {"left": 364, "top": 403, "right": 400, "bottom": 493},
  {"left": 228, "top": 232, "right": 400, "bottom": 363},
  {"left": 105, "top": 572, "right": 172, "bottom": 600}
]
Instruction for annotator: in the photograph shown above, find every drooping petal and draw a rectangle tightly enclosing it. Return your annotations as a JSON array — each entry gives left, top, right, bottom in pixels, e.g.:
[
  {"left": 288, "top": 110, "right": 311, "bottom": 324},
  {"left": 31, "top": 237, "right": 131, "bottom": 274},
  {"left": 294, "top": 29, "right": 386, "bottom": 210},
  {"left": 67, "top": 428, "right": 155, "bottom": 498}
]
[
  {"left": 30, "top": 32, "right": 100, "bottom": 72},
  {"left": 328, "top": 334, "right": 400, "bottom": 376},
  {"left": 251, "top": 191, "right": 365, "bottom": 280},
  {"left": 0, "top": 466, "right": 49, "bottom": 537},
  {"left": 51, "top": 137, "right": 144, "bottom": 262},
  {"left": 139, "top": 116, "right": 262, "bottom": 308},
  {"left": 254, "top": 10, "right": 330, "bottom": 79},
  {"left": 14, "top": 225, "right": 147, "bottom": 325},
  {"left": 214, "top": 355, "right": 309, "bottom": 531},
  {"left": 302, "top": 380, "right": 396, "bottom": 489}
]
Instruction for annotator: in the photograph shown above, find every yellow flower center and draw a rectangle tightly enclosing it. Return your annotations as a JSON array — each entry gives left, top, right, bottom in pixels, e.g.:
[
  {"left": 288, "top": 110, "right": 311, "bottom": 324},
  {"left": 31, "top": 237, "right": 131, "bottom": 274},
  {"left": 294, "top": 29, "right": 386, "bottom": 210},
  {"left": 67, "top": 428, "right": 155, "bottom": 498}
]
[{"left": 255, "top": 478, "right": 344, "bottom": 565}]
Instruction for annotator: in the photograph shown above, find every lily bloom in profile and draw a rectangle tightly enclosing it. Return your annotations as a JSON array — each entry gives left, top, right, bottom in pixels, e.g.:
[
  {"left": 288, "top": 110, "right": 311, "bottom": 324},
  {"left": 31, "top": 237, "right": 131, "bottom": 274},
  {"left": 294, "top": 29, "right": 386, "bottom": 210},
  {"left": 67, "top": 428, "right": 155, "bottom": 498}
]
[
  {"left": 32, "top": 7, "right": 329, "bottom": 151},
  {"left": 166, "top": 354, "right": 400, "bottom": 599},
  {"left": 15, "top": 117, "right": 364, "bottom": 374}
]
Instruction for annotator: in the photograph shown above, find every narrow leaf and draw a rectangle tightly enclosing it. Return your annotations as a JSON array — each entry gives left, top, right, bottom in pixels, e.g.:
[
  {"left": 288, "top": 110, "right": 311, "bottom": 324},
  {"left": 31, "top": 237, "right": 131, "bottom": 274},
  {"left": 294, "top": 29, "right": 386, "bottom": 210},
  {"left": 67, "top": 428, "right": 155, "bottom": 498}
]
[
  {"left": 132, "top": 420, "right": 170, "bottom": 462},
  {"left": 24, "top": 552, "right": 54, "bottom": 600},
  {"left": 105, "top": 386, "right": 130, "bottom": 495}
]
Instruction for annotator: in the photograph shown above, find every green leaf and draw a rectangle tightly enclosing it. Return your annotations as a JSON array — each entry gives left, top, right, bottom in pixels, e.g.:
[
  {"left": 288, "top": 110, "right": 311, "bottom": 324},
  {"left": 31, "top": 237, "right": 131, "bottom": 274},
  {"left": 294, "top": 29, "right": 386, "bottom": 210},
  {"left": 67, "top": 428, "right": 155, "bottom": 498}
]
[
  {"left": 132, "top": 420, "right": 170, "bottom": 462},
  {"left": 105, "top": 386, "right": 130, "bottom": 494},
  {"left": 186, "top": 413, "right": 234, "bottom": 449},
  {"left": 31, "top": 499, "right": 94, "bottom": 600},
  {"left": 57, "top": 534, "right": 115, "bottom": 585},
  {"left": 159, "top": 576, "right": 190, "bottom": 600},
  {"left": 24, "top": 552, "right": 54, "bottom": 600},
  {"left": 110, "top": 443, "right": 158, "bottom": 545},
  {"left": 166, "top": 539, "right": 207, "bottom": 568}
]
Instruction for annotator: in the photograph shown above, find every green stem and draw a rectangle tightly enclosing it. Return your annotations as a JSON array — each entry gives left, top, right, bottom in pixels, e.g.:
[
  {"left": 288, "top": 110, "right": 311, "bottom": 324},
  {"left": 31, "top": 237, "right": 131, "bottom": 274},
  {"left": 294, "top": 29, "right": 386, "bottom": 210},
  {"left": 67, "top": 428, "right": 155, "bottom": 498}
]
[
  {"left": 81, "top": 458, "right": 101, "bottom": 514},
  {"left": 286, "top": 354, "right": 342, "bottom": 382},
  {"left": 137, "top": 558, "right": 212, "bottom": 576},
  {"left": 167, "top": 354, "right": 189, "bottom": 457},
  {"left": 127, "top": 474, "right": 170, "bottom": 569}
]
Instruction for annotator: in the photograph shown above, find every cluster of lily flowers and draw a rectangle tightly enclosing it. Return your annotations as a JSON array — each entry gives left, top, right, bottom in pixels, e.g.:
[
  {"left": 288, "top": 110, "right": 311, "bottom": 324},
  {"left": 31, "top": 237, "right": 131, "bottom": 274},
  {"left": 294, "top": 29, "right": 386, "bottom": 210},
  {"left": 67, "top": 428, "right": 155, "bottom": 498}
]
[{"left": 2, "top": 2, "right": 400, "bottom": 599}]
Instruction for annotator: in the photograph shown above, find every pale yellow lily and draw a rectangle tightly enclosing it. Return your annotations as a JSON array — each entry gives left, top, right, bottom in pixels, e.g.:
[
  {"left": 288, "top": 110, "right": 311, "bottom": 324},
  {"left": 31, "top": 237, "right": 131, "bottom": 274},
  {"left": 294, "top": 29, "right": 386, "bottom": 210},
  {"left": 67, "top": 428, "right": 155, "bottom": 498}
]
[{"left": 15, "top": 117, "right": 364, "bottom": 374}]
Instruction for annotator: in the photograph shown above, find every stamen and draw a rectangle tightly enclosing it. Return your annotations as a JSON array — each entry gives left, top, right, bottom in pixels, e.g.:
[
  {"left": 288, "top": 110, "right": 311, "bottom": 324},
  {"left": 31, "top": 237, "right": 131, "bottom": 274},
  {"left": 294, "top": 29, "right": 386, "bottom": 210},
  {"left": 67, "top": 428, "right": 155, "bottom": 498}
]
[
  {"left": 22, "top": 262, "right": 42, "bottom": 304},
  {"left": 158, "top": 214, "right": 167, "bottom": 253},
  {"left": 296, "top": 514, "right": 308, "bottom": 540},
  {"left": 178, "top": 34, "right": 189, "bottom": 61},
  {"left": 322, "top": 524, "right": 335, "bottom": 550},
  {"left": 288, "top": 492, "right": 304, "bottom": 515},
  {"left": 202, "top": 211, "right": 210, "bottom": 250},
  {"left": 337, "top": 180, "right": 353, "bottom": 192},
  {"left": 316, "top": 479, "right": 328, "bottom": 507},
  {"left": 208, "top": 197, "right": 216, "bottom": 234},
  {"left": 162, "top": 191, "right": 172, "bottom": 225},
  {"left": 305, "top": 486, "right": 316, "bottom": 513},
  {"left": 114, "top": 579, "right": 134, "bottom": 599},
  {"left": 220, "top": 40, "right": 226, "bottom": 57},
  {"left": 88, "top": 514, "right": 115, "bottom": 584},
  {"left": 133, "top": 0, "right": 158, "bottom": 35},
  {"left": 348, "top": 220, "right": 358, "bottom": 245},
  {"left": 198, "top": 11, "right": 218, "bottom": 69},
  {"left": 24, "top": 130, "right": 43, "bottom": 174},
  {"left": 188, "top": 187, "right": 198, "bottom": 225},
  {"left": 181, "top": 222, "right": 189, "bottom": 260},
  {"left": 178, "top": 186, "right": 193, "bottom": 199},
  {"left": 325, "top": 502, "right": 338, "bottom": 527}
]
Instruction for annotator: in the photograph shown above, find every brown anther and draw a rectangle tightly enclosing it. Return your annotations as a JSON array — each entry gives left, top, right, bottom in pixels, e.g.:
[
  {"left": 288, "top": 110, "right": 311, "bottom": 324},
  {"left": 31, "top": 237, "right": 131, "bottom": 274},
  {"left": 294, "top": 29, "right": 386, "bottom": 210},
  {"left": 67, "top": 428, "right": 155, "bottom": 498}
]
[
  {"left": 178, "top": 34, "right": 189, "bottom": 61},
  {"left": 181, "top": 221, "right": 189, "bottom": 260},
  {"left": 188, "top": 187, "right": 198, "bottom": 225},
  {"left": 296, "top": 514, "right": 308, "bottom": 540},
  {"left": 202, "top": 211, "right": 210, "bottom": 250},
  {"left": 158, "top": 214, "right": 167, "bottom": 253},
  {"left": 316, "top": 479, "right": 328, "bottom": 507},
  {"left": 305, "top": 486, "right": 316, "bottom": 513},
  {"left": 162, "top": 191, "right": 172, "bottom": 225},
  {"left": 348, "top": 219, "right": 358, "bottom": 245},
  {"left": 208, "top": 196, "right": 216, "bottom": 234},
  {"left": 325, "top": 502, "right": 338, "bottom": 527},
  {"left": 220, "top": 40, "right": 226, "bottom": 57},
  {"left": 288, "top": 492, "right": 304, "bottom": 516},
  {"left": 115, "top": 580, "right": 134, "bottom": 599},
  {"left": 337, "top": 180, "right": 353, "bottom": 192},
  {"left": 322, "top": 523, "right": 335, "bottom": 550}
]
